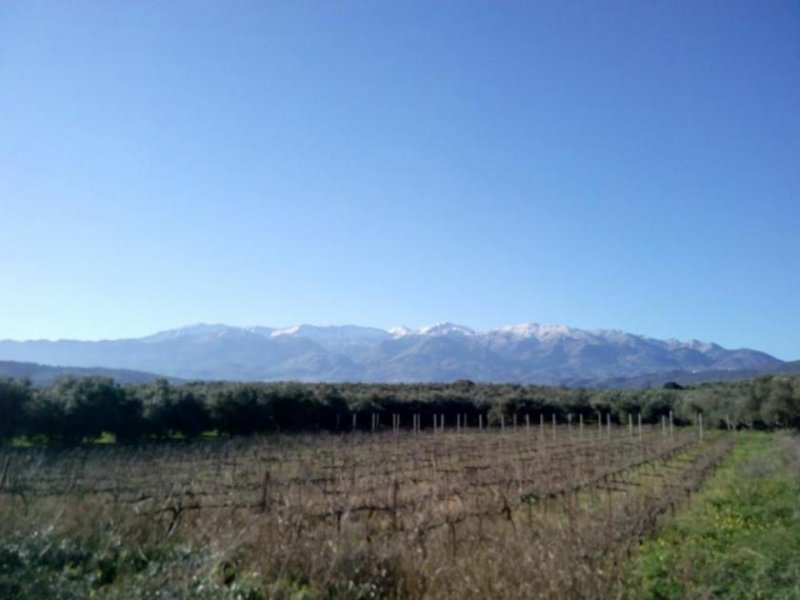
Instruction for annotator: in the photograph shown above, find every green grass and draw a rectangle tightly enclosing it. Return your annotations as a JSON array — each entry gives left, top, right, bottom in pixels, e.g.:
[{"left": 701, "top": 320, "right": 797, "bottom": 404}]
[{"left": 625, "top": 432, "right": 800, "bottom": 599}]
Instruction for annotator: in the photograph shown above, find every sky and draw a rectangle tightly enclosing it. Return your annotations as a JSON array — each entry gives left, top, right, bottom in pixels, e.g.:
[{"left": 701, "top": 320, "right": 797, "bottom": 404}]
[{"left": 0, "top": 1, "right": 798, "bottom": 359}]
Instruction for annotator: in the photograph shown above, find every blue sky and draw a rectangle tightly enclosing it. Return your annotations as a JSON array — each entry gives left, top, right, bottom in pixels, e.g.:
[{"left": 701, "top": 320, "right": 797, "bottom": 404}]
[{"left": 1, "top": 1, "right": 798, "bottom": 359}]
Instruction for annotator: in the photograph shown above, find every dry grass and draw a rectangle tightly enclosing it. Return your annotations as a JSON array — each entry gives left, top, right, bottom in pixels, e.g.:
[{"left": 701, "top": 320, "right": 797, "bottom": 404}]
[{"left": 0, "top": 426, "right": 732, "bottom": 598}]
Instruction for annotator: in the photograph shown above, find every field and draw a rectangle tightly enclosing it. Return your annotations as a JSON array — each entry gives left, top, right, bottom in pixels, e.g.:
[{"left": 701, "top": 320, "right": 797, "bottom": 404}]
[{"left": 1, "top": 423, "right": 734, "bottom": 598}]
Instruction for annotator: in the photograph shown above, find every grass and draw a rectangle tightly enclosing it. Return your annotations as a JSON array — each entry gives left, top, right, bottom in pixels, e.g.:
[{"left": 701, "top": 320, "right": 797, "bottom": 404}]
[
  {"left": 624, "top": 431, "right": 800, "bottom": 599},
  {"left": 0, "top": 428, "right": 734, "bottom": 598}
]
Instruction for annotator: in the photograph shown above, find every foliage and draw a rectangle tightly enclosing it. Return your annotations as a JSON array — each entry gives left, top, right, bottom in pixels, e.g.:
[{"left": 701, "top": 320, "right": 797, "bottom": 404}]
[
  {"left": 625, "top": 432, "right": 800, "bottom": 599},
  {"left": 2, "top": 374, "right": 800, "bottom": 444}
]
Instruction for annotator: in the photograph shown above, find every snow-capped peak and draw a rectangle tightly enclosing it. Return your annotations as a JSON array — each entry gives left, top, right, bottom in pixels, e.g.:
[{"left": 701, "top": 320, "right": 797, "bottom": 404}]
[
  {"left": 270, "top": 325, "right": 302, "bottom": 338},
  {"left": 389, "top": 326, "right": 414, "bottom": 338},
  {"left": 418, "top": 322, "right": 475, "bottom": 337},
  {"left": 489, "top": 322, "right": 577, "bottom": 339}
]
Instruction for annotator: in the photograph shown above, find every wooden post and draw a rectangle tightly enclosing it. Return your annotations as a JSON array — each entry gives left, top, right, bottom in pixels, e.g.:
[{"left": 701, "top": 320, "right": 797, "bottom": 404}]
[
  {"left": 352, "top": 413, "right": 357, "bottom": 432},
  {"left": 637, "top": 413, "right": 642, "bottom": 439},
  {"left": 669, "top": 410, "right": 674, "bottom": 437},
  {"left": 661, "top": 415, "right": 666, "bottom": 436},
  {"left": 526, "top": 414, "right": 530, "bottom": 433},
  {"left": 501, "top": 415, "right": 505, "bottom": 432},
  {"left": 567, "top": 413, "right": 573, "bottom": 436},
  {"left": 479, "top": 414, "right": 483, "bottom": 430},
  {"left": 699, "top": 413, "right": 704, "bottom": 441},
  {"left": 607, "top": 412, "right": 612, "bottom": 437},
  {"left": 259, "top": 470, "right": 271, "bottom": 513},
  {"left": 513, "top": 413, "right": 517, "bottom": 431},
  {"left": 552, "top": 413, "right": 556, "bottom": 439},
  {"left": 598, "top": 411, "right": 602, "bottom": 437},
  {"left": 540, "top": 413, "right": 545, "bottom": 437},
  {"left": 579, "top": 413, "right": 584, "bottom": 437}
]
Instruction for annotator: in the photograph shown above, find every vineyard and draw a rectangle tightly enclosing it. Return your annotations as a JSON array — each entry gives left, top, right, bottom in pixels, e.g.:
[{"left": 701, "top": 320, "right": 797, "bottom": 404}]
[{"left": 0, "top": 422, "right": 733, "bottom": 598}]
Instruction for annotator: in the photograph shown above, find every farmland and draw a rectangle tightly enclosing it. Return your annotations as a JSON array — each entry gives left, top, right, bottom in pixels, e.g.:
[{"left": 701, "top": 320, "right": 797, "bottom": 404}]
[{"left": 0, "top": 423, "right": 734, "bottom": 598}]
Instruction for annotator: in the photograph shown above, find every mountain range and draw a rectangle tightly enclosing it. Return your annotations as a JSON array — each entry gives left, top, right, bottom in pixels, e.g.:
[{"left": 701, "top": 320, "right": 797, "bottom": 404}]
[{"left": 0, "top": 322, "right": 789, "bottom": 386}]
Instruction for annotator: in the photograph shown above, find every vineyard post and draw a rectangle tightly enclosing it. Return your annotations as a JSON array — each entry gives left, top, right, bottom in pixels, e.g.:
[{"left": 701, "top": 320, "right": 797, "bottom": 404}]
[
  {"left": 501, "top": 415, "right": 505, "bottom": 432},
  {"left": 540, "top": 413, "right": 544, "bottom": 438},
  {"left": 606, "top": 412, "right": 612, "bottom": 437},
  {"left": 669, "top": 411, "right": 674, "bottom": 437},
  {"left": 637, "top": 413, "right": 642, "bottom": 439},
  {"left": 579, "top": 413, "right": 583, "bottom": 437},
  {"left": 628, "top": 413, "right": 633, "bottom": 438},
  {"left": 567, "top": 413, "right": 572, "bottom": 436},
  {"left": 526, "top": 414, "right": 530, "bottom": 433},
  {"left": 552, "top": 413, "right": 556, "bottom": 439},
  {"left": 661, "top": 415, "right": 666, "bottom": 436},
  {"left": 699, "top": 413, "right": 704, "bottom": 441},
  {"left": 0, "top": 456, "right": 10, "bottom": 493},
  {"left": 371, "top": 413, "right": 376, "bottom": 433},
  {"left": 259, "top": 470, "right": 271, "bottom": 513},
  {"left": 352, "top": 413, "right": 357, "bottom": 432},
  {"left": 513, "top": 413, "right": 517, "bottom": 431},
  {"left": 479, "top": 414, "right": 483, "bottom": 431},
  {"left": 456, "top": 414, "right": 461, "bottom": 433},
  {"left": 597, "top": 411, "right": 602, "bottom": 437}
]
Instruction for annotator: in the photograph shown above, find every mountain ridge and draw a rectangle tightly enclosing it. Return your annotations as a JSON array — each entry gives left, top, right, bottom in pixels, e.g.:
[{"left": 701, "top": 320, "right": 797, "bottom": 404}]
[{"left": 0, "top": 322, "right": 787, "bottom": 385}]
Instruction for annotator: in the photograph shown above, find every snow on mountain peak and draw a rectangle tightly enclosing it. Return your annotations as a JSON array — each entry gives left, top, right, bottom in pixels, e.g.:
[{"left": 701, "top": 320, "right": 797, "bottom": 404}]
[
  {"left": 389, "top": 326, "right": 414, "bottom": 337},
  {"left": 270, "top": 325, "right": 302, "bottom": 338},
  {"left": 490, "top": 323, "right": 576, "bottom": 339},
  {"left": 418, "top": 323, "right": 476, "bottom": 337}
]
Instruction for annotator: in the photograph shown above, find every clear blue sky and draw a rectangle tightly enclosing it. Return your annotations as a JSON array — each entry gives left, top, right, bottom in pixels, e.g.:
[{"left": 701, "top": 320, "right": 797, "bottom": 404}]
[{"left": 1, "top": 1, "right": 798, "bottom": 359}]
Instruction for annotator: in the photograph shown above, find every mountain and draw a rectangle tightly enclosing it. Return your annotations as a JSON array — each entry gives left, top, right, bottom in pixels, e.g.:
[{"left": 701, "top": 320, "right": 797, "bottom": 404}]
[
  {"left": 0, "top": 360, "right": 179, "bottom": 386},
  {"left": 0, "top": 322, "right": 788, "bottom": 385}
]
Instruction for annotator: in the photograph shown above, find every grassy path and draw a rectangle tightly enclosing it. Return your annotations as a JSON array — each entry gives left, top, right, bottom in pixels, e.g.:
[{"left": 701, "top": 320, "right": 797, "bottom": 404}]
[{"left": 624, "top": 432, "right": 800, "bottom": 599}]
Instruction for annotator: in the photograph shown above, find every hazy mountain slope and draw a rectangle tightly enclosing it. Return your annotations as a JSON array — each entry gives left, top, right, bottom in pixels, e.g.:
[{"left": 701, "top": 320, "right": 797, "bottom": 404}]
[
  {"left": 0, "top": 360, "right": 176, "bottom": 386},
  {"left": 0, "top": 322, "right": 788, "bottom": 384}
]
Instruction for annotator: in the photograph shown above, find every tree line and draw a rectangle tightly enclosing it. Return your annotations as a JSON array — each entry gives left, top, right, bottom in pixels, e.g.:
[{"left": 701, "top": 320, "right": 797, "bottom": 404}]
[{"left": 0, "top": 374, "right": 798, "bottom": 444}]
